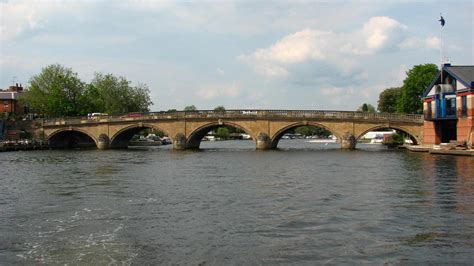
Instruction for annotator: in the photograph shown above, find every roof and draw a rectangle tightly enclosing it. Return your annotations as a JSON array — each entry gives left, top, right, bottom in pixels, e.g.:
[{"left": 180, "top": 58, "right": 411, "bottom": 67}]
[
  {"left": 423, "top": 65, "right": 474, "bottom": 97},
  {"left": 445, "top": 65, "right": 474, "bottom": 88},
  {"left": 0, "top": 92, "right": 21, "bottom": 100}
]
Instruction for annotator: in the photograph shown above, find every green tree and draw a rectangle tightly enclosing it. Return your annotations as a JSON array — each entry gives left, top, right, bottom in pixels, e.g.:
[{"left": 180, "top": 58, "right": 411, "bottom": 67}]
[
  {"left": 295, "top": 126, "right": 313, "bottom": 136},
  {"left": 226, "top": 125, "right": 244, "bottom": 134},
  {"left": 294, "top": 126, "right": 331, "bottom": 137},
  {"left": 23, "top": 64, "right": 86, "bottom": 116},
  {"left": 216, "top": 127, "right": 229, "bottom": 139},
  {"left": 213, "top": 106, "right": 226, "bottom": 112},
  {"left": 357, "top": 103, "right": 376, "bottom": 112},
  {"left": 167, "top": 109, "right": 177, "bottom": 112},
  {"left": 377, "top": 87, "right": 402, "bottom": 113},
  {"left": 23, "top": 65, "right": 153, "bottom": 117},
  {"left": 85, "top": 73, "right": 152, "bottom": 115},
  {"left": 184, "top": 105, "right": 197, "bottom": 111},
  {"left": 397, "top": 64, "right": 438, "bottom": 114}
]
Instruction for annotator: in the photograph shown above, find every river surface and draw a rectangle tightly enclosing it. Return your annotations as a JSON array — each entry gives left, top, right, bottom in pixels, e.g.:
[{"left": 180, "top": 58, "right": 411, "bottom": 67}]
[{"left": 1, "top": 140, "right": 473, "bottom": 265}]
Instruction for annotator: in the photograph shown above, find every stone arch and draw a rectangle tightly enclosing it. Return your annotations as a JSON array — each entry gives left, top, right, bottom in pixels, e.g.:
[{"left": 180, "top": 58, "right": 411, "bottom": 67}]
[
  {"left": 186, "top": 121, "right": 256, "bottom": 149},
  {"left": 47, "top": 128, "right": 98, "bottom": 149},
  {"left": 356, "top": 125, "right": 421, "bottom": 145},
  {"left": 110, "top": 123, "right": 171, "bottom": 149},
  {"left": 270, "top": 122, "right": 341, "bottom": 148}
]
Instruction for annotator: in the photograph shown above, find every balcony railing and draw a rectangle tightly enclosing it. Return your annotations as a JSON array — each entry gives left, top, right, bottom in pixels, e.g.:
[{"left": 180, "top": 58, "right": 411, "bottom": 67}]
[{"left": 41, "top": 110, "right": 424, "bottom": 126}]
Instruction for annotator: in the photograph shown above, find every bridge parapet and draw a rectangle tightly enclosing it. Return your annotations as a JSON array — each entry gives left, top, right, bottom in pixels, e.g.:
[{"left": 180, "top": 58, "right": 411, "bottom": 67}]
[{"left": 41, "top": 110, "right": 423, "bottom": 126}]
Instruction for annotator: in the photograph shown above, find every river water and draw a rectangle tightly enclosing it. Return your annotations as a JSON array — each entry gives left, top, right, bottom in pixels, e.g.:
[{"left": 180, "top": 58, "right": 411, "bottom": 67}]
[{"left": 1, "top": 140, "right": 473, "bottom": 265}]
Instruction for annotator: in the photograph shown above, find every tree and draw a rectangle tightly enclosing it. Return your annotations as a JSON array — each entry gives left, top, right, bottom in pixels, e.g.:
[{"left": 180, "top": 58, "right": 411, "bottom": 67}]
[
  {"left": 397, "top": 64, "right": 438, "bottom": 114},
  {"left": 22, "top": 65, "right": 153, "bottom": 117},
  {"left": 22, "top": 64, "right": 86, "bottom": 116},
  {"left": 357, "top": 103, "right": 376, "bottom": 113},
  {"left": 213, "top": 106, "right": 226, "bottom": 112},
  {"left": 378, "top": 87, "right": 402, "bottom": 113},
  {"left": 295, "top": 126, "right": 313, "bottom": 136},
  {"left": 85, "top": 73, "right": 152, "bottom": 115},
  {"left": 167, "top": 109, "right": 177, "bottom": 112},
  {"left": 216, "top": 127, "right": 229, "bottom": 139},
  {"left": 184, "top": 105, "right": 197, "bottom": 111},
  {"left": 294, "top": 126, "right": 331, "bottom": 137}
]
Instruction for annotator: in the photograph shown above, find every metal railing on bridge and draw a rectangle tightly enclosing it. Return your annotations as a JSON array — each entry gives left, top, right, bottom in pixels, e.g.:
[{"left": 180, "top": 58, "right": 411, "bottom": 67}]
[{"left": 41, "top": 110, "right": 424, "bottom": 126}]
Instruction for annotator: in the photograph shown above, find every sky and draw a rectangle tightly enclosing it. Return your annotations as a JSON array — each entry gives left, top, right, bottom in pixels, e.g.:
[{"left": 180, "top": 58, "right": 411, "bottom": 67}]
[{"left": 1, "top": 0, "right": 473, "bottom": 111}]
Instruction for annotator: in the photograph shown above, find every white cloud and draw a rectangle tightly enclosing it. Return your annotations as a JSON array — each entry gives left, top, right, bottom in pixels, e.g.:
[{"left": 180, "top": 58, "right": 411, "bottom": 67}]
[
  {"left": 321, "top": 87, "right": 345, "bottom": 96},
  {"left": 425, "top": 36, "right": 441, "bottom": 49},
  {"left": 251, "top": 29, "right": 328, "bottom": 64},
  {"left": 239, "top": 16, "right": 410, "bottom": 78},
  {"left": 0, "top": 0, "right": 89, "bottom": 41},
  {"left": 392, "top": 65, "right": 409, "bottom": 84},
  {"left": 119, "top": 0, "right": 172, "bottom": 11},
  {"left": 399, "top": 36, "right": 441, "bottom": 50},
  {"left": 251, "top": 62, "right": 289, "bottom": 78},
  {"left": 197, "top": 82, "right": 242, "bottom": 100},
  {"left": 0, "top": 54, "right": 44, "bottom": 71},
  {"left": 362, "top": 16, "right": 406, "bottom": 50},
  {"left": 30, "top": 33, "right": 136, "bottom": 45},
  {"left": 319, "top": 87, "right": 355, "bottom": 107}
]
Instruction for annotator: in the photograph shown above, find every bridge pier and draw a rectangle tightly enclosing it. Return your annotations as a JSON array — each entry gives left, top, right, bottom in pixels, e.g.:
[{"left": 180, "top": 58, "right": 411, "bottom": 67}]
[
  {"left": 173, "top": 133, "right": 187, "bottom": 150},
  {"left": 256, "top": 133, "right": 272, "bottom": 150},
  {"left": 341, "top": 132, "right": 356, "bottom": 150},
  {"left": 97, "top": 134, "right": 110, "bottom": 150}
]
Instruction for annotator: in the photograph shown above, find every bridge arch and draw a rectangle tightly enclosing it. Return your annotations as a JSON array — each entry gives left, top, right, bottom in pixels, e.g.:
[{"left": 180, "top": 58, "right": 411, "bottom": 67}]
[
  {"left": 110, "top": 123, "right": 171, "bottom": 149},
  {"left": 270, "top": 122, "right": 341, "bottom": 149},
  {"left": 356, "top": 125, "right": 421, "bottom": 145},
  {"left": 186, "top": 121, "right": 256, "bottom": 149},
  {"left": 48, "top": 128, "right": 98, "bottom": 149}
]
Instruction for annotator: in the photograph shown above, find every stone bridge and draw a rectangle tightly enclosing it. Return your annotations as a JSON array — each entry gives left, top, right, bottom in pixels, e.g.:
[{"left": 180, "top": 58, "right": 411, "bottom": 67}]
[{"left": 39, "top": 110, "right": 424, "bottom": 150}]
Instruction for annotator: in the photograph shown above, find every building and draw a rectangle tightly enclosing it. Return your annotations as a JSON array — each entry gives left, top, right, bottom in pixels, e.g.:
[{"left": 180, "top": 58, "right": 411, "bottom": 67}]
[
  {"left": 0, "top": 84, "right": 25, "bottom": 115},
  {"left": 422, "top": 64, "right": 474, "bottom": 145}
]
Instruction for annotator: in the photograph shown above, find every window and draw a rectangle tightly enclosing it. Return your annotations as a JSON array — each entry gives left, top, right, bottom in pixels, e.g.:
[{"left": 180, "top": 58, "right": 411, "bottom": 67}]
[
  {"left": 426, "top": 101, "right": 432, "bottom": 119},
  {"left": 446, "top": 97, "right": 456, "bottom": 117},
  {"left": 461, "top": 96, "right": 467, "bottom": 117}
]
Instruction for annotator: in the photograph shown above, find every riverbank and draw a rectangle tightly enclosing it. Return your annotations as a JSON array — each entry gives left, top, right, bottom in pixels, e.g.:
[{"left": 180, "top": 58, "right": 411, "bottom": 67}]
[{"left": 1, "top": 140, "right": 49, "bottom": 152}]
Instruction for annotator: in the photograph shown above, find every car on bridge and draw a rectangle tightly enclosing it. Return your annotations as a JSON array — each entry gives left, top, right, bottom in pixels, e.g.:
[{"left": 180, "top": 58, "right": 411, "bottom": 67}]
[
  {"left": 120, "top": 112, "right": 144, "bottom": 118},
  {"left": 88, "top": 113, "right": 109, "bottom": 119}
]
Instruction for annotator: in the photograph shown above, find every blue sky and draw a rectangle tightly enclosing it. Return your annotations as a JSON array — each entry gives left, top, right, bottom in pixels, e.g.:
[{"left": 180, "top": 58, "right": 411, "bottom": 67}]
[{"left": 1, "top": 0, "right": 473, "bottom": 111}]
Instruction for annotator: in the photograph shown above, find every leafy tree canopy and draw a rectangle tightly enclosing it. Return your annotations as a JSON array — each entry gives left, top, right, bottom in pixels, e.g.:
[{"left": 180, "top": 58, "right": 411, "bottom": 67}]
[
  {"left": 23, "top": 64, "right": 86, "bottom": 116},
  {"left": 357, "top": 103, "right": 376, "bottom": 113},
  {"left": 86, "top": 73, "right": 152, "bottom": 115},
  {"left": 184, "top": 105, "right": 197, "bottom": 111},
  {"left": 22, "top": 64, "right": 153, "bottom": 116},
  {"left": 294, "top": 126, "right": 331, "bottom": 137},
  {"left": 213, "top": 106, "right": 226, "bottom": 112},
  {"left": 397, "top": 64, "right": 438, "bottom": 114},
  {"left": 216, "top": 127, "right": 230, "bottom": 139},
  {"left": 377, "top": 87, "right": 402, "bottom": 113}
]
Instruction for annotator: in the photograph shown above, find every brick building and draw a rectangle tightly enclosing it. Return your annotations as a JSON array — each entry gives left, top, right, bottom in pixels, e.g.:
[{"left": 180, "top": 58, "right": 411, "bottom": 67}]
[
  {"left": 422, "top": 64, "right": 474, "bottom": 145},
  {"left": 0, "top": 84, "right": 24, "bottom": 115}
]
